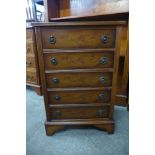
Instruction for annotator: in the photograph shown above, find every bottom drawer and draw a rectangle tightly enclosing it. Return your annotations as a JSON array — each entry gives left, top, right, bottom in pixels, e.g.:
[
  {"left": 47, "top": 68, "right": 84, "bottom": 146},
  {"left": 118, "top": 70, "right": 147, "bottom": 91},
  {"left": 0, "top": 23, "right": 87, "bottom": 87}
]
[
  {"left": 26, "top": 70, "right": 37, "bottom": 84},
  {"left": 50, "top": 106, "right": 109, "bottom": 120}
]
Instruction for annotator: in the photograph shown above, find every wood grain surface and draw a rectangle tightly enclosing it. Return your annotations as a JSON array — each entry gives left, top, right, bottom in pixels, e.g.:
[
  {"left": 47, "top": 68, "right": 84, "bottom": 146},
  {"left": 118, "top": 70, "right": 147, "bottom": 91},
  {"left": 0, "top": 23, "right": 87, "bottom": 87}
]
[
  {"left": 47, "top": 89, "right": 111, "bottom": 104},
  {"left": 41, "top": 27, "right": 116, "bottom": 49},
  {"left": 45, "top": 71, "right": 113, "bottom": 88},
  {"left": 26, "top": 70, "right": 37, "bottom": 84},
  {"left": 33, "top": 21, "right": 127, "bottom": 135},
  {"left": 26, "top": 43, "right": 35, "bottom": 55},
  {"left": 26, "top": 28, "right": 42, "bottom": 95},
  {"left": 26, "top": 55, "right": 36, "bottom": 68},
  {"left": 43, "top": 50, "right": 114, "bottom": 70},
  {"left": 50, "top": 106, "right": 109, "bottom": 119}
]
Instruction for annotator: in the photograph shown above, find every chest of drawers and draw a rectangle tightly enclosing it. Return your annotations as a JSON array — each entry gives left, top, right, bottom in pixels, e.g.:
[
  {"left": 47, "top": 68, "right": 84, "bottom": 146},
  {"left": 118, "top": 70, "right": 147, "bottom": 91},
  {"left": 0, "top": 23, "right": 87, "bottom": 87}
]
[
  {"left": 33, "top": 21, "right": 126, "bottom": 135},
  {"left": 26, "top": 27, "right": 42, "bottom": 95}
]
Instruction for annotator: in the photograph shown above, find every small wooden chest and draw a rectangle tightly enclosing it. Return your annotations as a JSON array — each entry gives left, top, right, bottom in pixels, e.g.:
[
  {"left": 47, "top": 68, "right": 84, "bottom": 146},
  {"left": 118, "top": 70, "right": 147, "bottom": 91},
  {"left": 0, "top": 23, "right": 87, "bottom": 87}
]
[{"left": 33, "top": 21, "right": 127, "bottom": 135}]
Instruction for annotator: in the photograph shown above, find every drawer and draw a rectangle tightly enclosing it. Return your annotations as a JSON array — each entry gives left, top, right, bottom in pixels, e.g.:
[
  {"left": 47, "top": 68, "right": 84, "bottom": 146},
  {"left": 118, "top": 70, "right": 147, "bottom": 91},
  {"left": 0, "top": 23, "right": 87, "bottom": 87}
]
[
  {"left": 50, "top": 106, "right": 109, "bottom": 119},
  {"left": 46, "top": 71, "right": 112, "bottom": 88},
  {"left": 41, "top": 28, "right": 115, "bottom": 49},
  {"left": 47, "top": 89, "right": 111, "bottom": 104},
  {"left": 26, "top": 43, "right": 34, "bottom": 55},
  {"left": 26, "top": 29, "right": 33, "bottom": 43},
  {"left": 26, "top": 56, "right": 36, "bottom": 68},
  {"left": 44, "top": 50, "right": 114, "bottom": 70},
  {"left": 26, "top": 70, "right": 37, "bottom": 83}
]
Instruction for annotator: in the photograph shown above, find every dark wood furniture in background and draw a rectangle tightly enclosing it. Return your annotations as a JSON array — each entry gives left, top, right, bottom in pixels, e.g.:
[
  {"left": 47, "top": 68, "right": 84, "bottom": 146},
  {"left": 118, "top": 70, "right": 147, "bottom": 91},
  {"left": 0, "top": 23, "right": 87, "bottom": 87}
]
[
  {"left": 33, "top": 21, "right": 127, "bottom": 135},
  {"left": 43, "top": 0, "right": 129, "bottom": 22},
  {"left": 26, "top": 27, "right": 42, "bottom": 95},
  {"left": 43, "top": 0, "right": 129, "bottom": 106}
]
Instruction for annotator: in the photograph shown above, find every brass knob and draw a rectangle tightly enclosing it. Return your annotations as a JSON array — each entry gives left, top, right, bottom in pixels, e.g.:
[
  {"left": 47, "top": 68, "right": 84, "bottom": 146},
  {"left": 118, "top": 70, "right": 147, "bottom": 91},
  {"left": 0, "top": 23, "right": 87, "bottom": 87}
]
[
  {"left": 100, "top": 57, "right": 108, "bottom": 65},
  {"left": 101, "top": 35, "right": 109, "bottom": 43},
  {"left": 54, "top": 110, "right": 61, "bottom": 116},
  {"left": 52, "top": 77, "right": 59, "bottom": 84},
  {"left": 54, "top": 95, "right": 61, "bottom": 101},
  {"left": 50, "top": 58, "right": 57, "bottom": 65},
  {"left": 26, "top": 48, "right": 30, "bottom": 53},
  {"left": 99, "top": 76, "right": 105, "bottom": 84},
  {"left": 96, "top": 109, "right": 105, "bottom": 117},
  {"left": 99, "top": 93, "right": 105, "bottom": 100},
  {"left": 26, "top": 61, "right": 32, "bottom": 66},
  {"left": 49, "top": 35, "right": 56, "bottom": 44}
]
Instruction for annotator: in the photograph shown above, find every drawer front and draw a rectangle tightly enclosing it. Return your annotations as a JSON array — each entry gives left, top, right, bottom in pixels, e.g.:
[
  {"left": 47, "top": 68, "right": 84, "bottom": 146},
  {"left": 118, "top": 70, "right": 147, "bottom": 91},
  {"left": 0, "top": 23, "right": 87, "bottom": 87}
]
[
  {"left": 26, "top": 29, "right": 33, "bottom": 43},
  {"left": 48, "top": 89, "right": 111, "bottom": 104},
  {"left": 44, "top": 51, "right": 114, "bottom": 70},
  {"left": 50, "top": 106, "right": 109, "bottom": 119},
  {"left": 46, "top": 72, "right": 112, "bottom": 88},
  {"left": 26, "top": 56, "right": 36, "bottom": 68},
  {"left": 26, "top": 43, "right": 34, "bottom": 55},
  {"left": 26, "top": 71, "right": 37, "bottom": 83},
  {"left": 42, "top": 28, "right": 115, "bottom": 49}
]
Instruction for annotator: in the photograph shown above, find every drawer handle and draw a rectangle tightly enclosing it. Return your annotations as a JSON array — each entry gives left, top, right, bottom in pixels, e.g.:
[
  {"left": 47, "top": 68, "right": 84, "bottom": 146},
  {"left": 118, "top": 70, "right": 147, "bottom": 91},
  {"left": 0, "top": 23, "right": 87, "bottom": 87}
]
[
  {"left": 100, "top": 57, "right": 108, "bottom": 65},
  {"left": 50, "top": 58, "right": 57, "bottom": 65},
  {"left": 99, "top": 93, "right": 105, "bottom": 100},
  {"left": 96, "top": 109, "right": 105, "bottom": 117},
  {"left": 99, "top": 76, "right": 105, "bottom": 84},
  {"left": 26, "top": 61, "right": 32, "bottom": 66},
  {"left": 101, "top": 35, "right": 109, "bottom": 43},
  {"left": 54, "top": 95, "right": 61, "bottom": 101},
  {"left": 49, "top": 35, "right": 56, "bottom": 44},
  {"left": 54, "top": 110, "right": 61, "bottom": 116},
  {"left": 26, "top": 48, "right": 30, "bottom": 53},
  {"left": 52, "top": 77, "right": 59, "bottom": 84}
]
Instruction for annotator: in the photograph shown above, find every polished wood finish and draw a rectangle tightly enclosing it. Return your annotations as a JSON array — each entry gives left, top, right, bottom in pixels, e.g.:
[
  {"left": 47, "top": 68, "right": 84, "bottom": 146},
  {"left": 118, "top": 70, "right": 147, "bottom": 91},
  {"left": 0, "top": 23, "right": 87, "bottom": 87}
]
[
  {"left": 41, "top": 0, "right": 129, "bottom": 106},
  {"left": 49, "top": 103, "right": 110, "bottom": 108},
  {"left": 42, "top": 0, "right": 129, "bottom": 106},
  {"left": 26, "top": 56, "right": 36, "bottom": 68},
  {"left": 44, "top": 0, "right": 60, "bottom": 22},
  {"left": 109, "top": 26, "right": 122, "bottom": 118},
  {"left": 94, "top": 124, "right": 114, "bottom": 134},
  {"left": 32, "top": 21, "right": 127, "bottom": 26},
  {"left": 26, "top": 69, "right": 37, "bottom": 83},
  {"left": 35, "top": 27, "right": 52, "bottom": 120},
  {"left": 26, "top": 43, "right": 35, "bottom": 55},
  {"left": 115, "top": 94, "right": 127, "bottom": 106},
  {"left": 26, "top": 27, "right": 42, "bottom": 95},
  {"left": 26, "top": 29, "right": 33, "bottom": 41},
  {"left": 27, "top": 83, "right": 42, "bottom": 96},
  {"left": 46, "top": 118, "right": 113, "bottom": 124},
  {"left": 47, "top": 89, "right": 111, "bottom": 104},
  {"left": 50, "top": 106, "right": 109, "bottom": 119},
  {"left": 46, "top": 71, "right": 112, "bottom": 88},
  {"left": 34, "top": 21, "right": 126, "bottom": 135},
  {"left": 45, "top": 125, "right": 64, "bottom": 136},
  {"left": 45, "top": 119, "right": 114, "bottom": 135},
  {"left": 116, "top": 24, "right": 128, "bottom": 106},
  {"left": 59, "top": 0, "right": 128, "bottom": 17},
  {"left": 43, "top": 49, "right": 114, "bottom": 70},
  {"left": 50, "top": 13, "right": 129, "bottom": 22},
  {"left": 41, "top": 27, "right": 116, "bottom": 49},
  {"left": 43, "top": 0, "right": 128, "bottom": 22}
]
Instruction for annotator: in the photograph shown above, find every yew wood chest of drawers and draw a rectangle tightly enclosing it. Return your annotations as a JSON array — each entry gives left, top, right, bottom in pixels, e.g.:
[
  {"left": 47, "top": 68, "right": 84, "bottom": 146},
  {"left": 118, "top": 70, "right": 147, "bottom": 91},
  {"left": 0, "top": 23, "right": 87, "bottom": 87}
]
[
  {"left": 26, "top": 27, "right": 42, "bottom": 95},
  {"left": 33, "top": 21, "right": 127, "bottom": 135}
]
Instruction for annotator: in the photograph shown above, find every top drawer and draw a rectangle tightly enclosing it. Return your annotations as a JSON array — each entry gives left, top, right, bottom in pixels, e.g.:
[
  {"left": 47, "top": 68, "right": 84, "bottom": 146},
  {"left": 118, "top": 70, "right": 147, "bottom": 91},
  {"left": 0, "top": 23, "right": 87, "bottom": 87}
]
[{"left": 41, "top": 28, "right": 116, "bottom": 49}]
